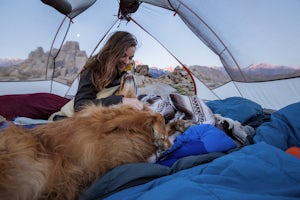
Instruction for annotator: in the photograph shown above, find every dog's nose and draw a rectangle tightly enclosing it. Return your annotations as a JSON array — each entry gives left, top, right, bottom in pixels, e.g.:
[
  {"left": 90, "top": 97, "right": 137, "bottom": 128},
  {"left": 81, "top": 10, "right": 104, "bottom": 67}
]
[
  {"left": 154, "top": 138, "right": 171, "bottom": 151},
  {"left": 125, "top": 73, "right": 134, "bottom": 79},
  {"left": 163, "top": 139, "right": 172, "bottom": 150}
]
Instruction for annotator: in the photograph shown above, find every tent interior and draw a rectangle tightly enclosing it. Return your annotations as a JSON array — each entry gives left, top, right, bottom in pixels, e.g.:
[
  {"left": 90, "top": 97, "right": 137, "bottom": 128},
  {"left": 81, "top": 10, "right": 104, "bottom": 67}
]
[
  {"left": 1, "top": 1, "right": 300, "bottom": 199},
  {"left": 1, "top": 0, "right": 299, "bottom": 110}
]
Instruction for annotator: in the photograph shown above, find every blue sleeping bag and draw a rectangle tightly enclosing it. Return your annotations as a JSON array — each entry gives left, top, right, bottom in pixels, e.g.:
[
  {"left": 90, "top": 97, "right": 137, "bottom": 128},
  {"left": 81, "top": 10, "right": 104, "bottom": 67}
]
[
  {"left": 254, "top": 101, "right": 300, "bottom": 150},
  {"left": 206, "top": 97, "right": 263, "bottom": 124},
  {"left": 104, "top": 142, "right": 300, "bottom": 200},
  {"left": 156, "top": 124, "right": 236, "bottom": 166}
]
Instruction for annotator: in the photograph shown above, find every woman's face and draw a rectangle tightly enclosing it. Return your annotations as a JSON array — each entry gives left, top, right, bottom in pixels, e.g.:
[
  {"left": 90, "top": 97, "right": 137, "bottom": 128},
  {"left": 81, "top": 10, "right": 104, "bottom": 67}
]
[{"left": 117, "top": 46, "right": 135, "bottom": 72}]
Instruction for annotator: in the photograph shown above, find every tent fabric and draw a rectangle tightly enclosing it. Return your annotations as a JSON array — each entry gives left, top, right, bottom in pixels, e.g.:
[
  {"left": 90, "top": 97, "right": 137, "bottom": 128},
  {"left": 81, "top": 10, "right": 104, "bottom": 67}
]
[
  {"left": 137, "top": 0, "right": 300, "bottom": 110},
  {"left": 41, "top": 0, "right": 97, "bottom": 19},
  {"left": 1, "top": 0, "right": 299, "bottom": 110},
  {"left": 41, "top": 0, "right": 72, "bottom": 16},
  {"left": 138, "top": 0, "right": 174, "bottom": 10},
  {"left": 32, "top": 0, "right": 300, "bottom": 110},
  {"left": 1, "top": 2, "right": 300, "bottom": 199},
  {"left": 139, "top": 0, "right": 300, "bottom": 79}
]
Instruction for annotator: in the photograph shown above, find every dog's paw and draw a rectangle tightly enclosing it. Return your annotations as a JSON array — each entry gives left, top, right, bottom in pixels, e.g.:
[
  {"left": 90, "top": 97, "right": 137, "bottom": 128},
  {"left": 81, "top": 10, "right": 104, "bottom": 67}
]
[
  {"left": 214, "top": 114, "right": 223, "bottom": 121},
  {"left": 214, "top": 114, "right": 250, "bottom": 144},
  {"left": 231, "top": 123, "right": 248, "bottom": 144},
  {"left": 214, "top": 114, "right": 226, "bottom": 125},
  {"left": 167, "top": 120, "right": 194, "bottom": 135},
  {"left": 175, "top": 120, "right": 194, "bottom": 132},
  {"left": 165, "top": 120, "right": 194, "bottom": 146},
  {"left": 214, "top": 114, "right": 235, "bottom": 129}
]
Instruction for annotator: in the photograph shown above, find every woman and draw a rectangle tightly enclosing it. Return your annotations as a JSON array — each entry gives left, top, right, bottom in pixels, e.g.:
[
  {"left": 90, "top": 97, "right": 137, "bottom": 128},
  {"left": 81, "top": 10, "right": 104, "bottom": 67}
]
[{"left": 74, "top": 31, "right": 143, "bottom": 112}]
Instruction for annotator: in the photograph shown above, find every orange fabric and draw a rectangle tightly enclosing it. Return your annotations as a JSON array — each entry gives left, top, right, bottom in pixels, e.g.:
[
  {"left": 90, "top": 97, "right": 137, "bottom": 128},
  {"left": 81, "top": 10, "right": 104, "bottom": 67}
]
[{"left": 286, "top": 146, "right": 300, "bottom": 159}]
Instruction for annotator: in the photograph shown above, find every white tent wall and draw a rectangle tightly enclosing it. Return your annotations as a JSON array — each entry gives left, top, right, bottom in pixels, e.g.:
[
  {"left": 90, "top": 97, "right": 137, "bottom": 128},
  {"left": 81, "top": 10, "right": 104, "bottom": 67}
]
[
  {"left": 233, "top": 78, "right": 300, "bottom": 110},
  {"left": 0, "top": 81, "right": 70, "bottom": 97},
  {"left": 193, "top": 75, "right": 300, "bottom": 110},
  {"left": 193, "top": 73, "right": 300, "bottom": 110},
  {"left": 192, "top": 73, "right": 219, "bottom": 101},
  {"left": 66, "top": 78, "right": 80, "bottom": 97},
  {"left": 209, "top": 78, "right": 300, "bottom": 110}
]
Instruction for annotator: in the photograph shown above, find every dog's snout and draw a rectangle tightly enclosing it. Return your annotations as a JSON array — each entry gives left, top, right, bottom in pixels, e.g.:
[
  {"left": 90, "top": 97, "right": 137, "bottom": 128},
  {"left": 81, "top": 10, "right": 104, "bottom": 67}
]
[{"left": 153, "top": 129, "right": 171, "bottom": 150}]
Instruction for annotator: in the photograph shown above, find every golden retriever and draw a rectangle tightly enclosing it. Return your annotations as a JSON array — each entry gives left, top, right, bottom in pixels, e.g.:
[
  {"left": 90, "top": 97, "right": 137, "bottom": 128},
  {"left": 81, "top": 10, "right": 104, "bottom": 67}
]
[{"left": 0, "top": 73, "right": 189, "bottom": 200}]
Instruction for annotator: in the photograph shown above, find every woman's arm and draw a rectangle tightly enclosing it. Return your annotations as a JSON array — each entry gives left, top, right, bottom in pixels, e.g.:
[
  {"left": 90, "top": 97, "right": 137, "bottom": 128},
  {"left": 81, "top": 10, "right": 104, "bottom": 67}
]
[{"left": 74, "top": 70, "right": 123, "bottom": 112}]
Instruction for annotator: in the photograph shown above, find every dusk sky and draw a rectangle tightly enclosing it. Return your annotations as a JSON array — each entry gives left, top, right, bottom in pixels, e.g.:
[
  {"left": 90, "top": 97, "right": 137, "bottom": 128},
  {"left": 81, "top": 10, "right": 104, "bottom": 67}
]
[{"left": 0, "top": 0, "right": 222, "bottom": 69}]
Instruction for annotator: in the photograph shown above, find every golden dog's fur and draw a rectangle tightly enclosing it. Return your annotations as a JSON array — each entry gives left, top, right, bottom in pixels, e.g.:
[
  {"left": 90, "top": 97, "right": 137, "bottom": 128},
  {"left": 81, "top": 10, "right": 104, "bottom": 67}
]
[{"left": 0, "top": 73, "right": 188, "bottom": 200}]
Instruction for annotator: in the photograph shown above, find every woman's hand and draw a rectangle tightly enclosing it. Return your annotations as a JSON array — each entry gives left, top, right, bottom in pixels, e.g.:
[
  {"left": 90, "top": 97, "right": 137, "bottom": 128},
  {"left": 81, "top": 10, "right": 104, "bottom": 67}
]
[{"left": 122, "top": 97, "right": 144, "bottom": 110}]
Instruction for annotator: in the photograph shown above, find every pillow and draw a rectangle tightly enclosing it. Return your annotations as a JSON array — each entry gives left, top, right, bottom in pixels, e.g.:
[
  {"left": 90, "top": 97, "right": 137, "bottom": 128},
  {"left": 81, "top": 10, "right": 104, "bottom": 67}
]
[
  {"left": 0, "top": 93, "right": 70, "bottom": 120},
  {"left": 169, "top": 93, "right": 215, "bottom": 125}
]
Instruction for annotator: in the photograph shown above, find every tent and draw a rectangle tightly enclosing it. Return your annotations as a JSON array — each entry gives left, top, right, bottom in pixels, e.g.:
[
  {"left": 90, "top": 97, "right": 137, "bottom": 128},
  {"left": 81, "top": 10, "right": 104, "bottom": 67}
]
[
  {"left": 1, "top": 0, "right": 299, "bottom": 110},
  {"left": 1, "top": 1, "right": 300, "bottom": 199}
]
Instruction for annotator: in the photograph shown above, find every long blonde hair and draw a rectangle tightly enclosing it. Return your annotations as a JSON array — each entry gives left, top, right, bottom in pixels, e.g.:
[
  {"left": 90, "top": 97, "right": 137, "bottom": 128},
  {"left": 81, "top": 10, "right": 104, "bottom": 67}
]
[{"left": 81, "top": 31, "right": 137, "bottom": 91}]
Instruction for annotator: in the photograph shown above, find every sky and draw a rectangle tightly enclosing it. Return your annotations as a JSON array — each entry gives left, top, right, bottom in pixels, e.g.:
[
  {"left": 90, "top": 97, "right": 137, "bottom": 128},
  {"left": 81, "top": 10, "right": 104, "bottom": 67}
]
[
  {"left": 0, "top": 0, "right": 222, "bottom": 69},
  {"left": 1, "top": 0, "right": 299, "bottom": 69}
]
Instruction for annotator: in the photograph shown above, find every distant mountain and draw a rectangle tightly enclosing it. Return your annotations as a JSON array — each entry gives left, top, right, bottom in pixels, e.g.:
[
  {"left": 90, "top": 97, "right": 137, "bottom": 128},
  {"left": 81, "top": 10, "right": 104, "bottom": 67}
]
[
  {"left": 189, "top": 63, "right": 300, "bottom": 86},
  {"left": 0, "top": 58, "right": 24, "bottom": 67},
  {"left": 189, "top": 65, "right": 231, "bottom": 89},
  {"left": 242, "top": 63, "right": 300, "bottom": 81},
  {"left": 148, "top": 67, "right": 170, "bottom": 78},
  {"left": 2, "top": 41, "right": 299, "bottom": 88}
]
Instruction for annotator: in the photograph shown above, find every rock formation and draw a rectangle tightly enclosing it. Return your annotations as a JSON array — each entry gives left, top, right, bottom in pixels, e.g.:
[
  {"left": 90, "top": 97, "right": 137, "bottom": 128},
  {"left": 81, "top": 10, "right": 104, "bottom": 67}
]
[
  {"left": 0, "top": 41, "right": 230, "bottom": 97},
  {"left": 0, "top": 41, "right": 88, "bottom": 85}
]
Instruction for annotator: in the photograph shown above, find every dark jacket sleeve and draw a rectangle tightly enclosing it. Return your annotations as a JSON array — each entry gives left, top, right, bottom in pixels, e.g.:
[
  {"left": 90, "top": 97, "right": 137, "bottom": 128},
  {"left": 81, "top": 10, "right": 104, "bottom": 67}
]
[{"left": 74, "top": 70, "right": 123, "bottom": 112}]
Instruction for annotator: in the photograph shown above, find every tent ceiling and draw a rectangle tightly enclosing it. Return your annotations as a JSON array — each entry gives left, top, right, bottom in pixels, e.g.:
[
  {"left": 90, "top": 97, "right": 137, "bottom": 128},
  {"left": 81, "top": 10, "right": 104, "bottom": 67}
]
[
  {"left": 41, "top": 0, "right": 97, "bottom": 19},
  {"left": 41, "top": 0, "right": 300, "bottom": 82}
]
